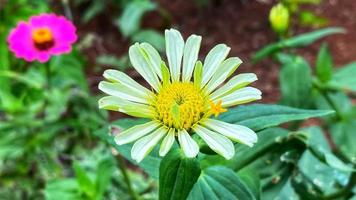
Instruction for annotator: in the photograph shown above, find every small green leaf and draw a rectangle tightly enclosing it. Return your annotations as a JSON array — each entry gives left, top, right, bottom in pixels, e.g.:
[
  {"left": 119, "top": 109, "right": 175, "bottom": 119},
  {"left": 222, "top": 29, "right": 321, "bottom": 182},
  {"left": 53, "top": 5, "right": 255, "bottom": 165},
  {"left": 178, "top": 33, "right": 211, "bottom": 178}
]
[
  {"left": 316, "top": 43, "right": 333, "bottom": 82},
  {"left": 219, "top": 104, "right": 334, "bottom": 131},
  {"left": 328, "top": 62, "right": 356, "bottom": 92},
  {"left": 73, "top": 162, "right": 96, "bottom": 198},
  {"left": 116, "top": 1, "right": 156, "bottom": 37},
  {"left": 159, "top": 150, "right": 201, "bottom": 200},
  {"left": 253, "top": 27, "right": 345, "bottom": 62}
]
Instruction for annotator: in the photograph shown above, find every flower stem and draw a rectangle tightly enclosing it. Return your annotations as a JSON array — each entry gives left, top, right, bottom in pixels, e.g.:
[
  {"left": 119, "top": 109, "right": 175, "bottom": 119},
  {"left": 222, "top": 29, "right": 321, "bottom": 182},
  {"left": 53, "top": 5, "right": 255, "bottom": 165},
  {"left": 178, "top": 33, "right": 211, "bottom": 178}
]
[{"left": 116, "top": 155, "right": 141, "bottom": 200}]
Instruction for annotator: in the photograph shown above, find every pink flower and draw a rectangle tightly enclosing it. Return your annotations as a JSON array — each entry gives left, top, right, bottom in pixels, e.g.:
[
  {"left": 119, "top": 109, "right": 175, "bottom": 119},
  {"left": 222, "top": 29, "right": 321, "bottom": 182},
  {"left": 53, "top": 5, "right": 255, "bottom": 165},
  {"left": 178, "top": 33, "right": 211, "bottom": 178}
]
[{"left": 7, "top": 13, "right": 77, "bottom": 63}]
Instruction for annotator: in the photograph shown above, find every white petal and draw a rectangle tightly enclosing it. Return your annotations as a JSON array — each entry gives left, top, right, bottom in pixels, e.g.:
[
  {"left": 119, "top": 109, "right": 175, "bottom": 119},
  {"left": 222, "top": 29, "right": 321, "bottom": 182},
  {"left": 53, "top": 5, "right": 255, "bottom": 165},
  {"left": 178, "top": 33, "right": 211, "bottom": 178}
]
[
  {"left": 182, "top": 34, "right": 202, "bottom": 82},
  {"left": 165, "top": 29, "right": 184, "bottom": 82},
  {"left": 129, "top": 43, "right": 161, "bottom": 91},
  {"left": 204, "top": 57, "right": 242, "bottom": 93},
  {"left": 193, "top": 125, "right": 235, "bottom": 159},
  {"left": 98, "top": 96, "right": 155, "bottom": 118},
  {"left": 131, "top": 126, "right": 168, "bottom": 162},
  {"left": 210, "top": 73, "right": 258, "bottom": 100},
  {"left": 103, "top": 69, "right": 153, "bottom": 97},
  {"left": 200, "top": 119, "right": 257, "bottom": 147},
  {"left": 114, "top": 121, "right": 161, "bottom": 145},
  {"left": 201, "top": 44, "right": 230, "bottom": 86},
  {"left": 98, "top": 81, "right": 148, "bottom": 104},
  {"left": 159, "top": 128, "right": 175, "bottom": 156},
  {"left": 178, "top": 129, "right": 199, "bottom": 158},
  {"left": 140, "top": 43, "right": 163, "bottom": 79},
  {"left": 220, "top": 87, "right": 262, "bottom": 107}
]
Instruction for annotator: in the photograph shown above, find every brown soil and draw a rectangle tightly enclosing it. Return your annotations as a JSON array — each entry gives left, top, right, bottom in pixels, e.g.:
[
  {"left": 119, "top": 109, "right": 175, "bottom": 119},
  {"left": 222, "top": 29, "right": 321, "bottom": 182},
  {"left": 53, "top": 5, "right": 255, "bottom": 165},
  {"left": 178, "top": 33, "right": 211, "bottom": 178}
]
[{"left": 76, "top": 0, "right": 356, "bottom": 105}]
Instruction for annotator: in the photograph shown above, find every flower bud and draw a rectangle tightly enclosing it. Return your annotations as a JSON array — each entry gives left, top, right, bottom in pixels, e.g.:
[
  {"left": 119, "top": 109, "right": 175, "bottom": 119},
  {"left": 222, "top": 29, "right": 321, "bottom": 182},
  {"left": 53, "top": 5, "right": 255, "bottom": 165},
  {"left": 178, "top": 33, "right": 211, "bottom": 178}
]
[{"left": 269, "top": 3, "right": 290, "bottom": 35}]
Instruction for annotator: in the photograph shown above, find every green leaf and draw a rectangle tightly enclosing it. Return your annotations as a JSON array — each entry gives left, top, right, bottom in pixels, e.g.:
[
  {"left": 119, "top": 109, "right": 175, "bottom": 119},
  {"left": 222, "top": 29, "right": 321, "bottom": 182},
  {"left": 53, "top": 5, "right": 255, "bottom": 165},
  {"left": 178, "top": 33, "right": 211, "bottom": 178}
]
[
  {"left": 45, "top": 179, "right": 82, "bottom": 200},
  {"left": 330, "top": 121, "right": 356, "bottom": 161},
  {"left": 299, "top": 11, "right": 328, "bottom": 28},
  {"left": 132, "top": 29, "right": 165, "bottom": 52},
  {"left": 95, "top": 158, "right": 115, "bottom": 198},
  {"left": 94, "top": 118, "right": 162, "bottom": 179},
  {"left": 159, "top": 150, "right": 201, "bottom": 200},
  {"left": 219, "top": 104, "right": 334, "bottom": 131},
  {"left": 316, "top": 43, "right": 333, "bottom": 82},
  {"left": 328, "top": 62, "right": 356, "bottom": 92},
  {"left": 116, "top": 1, "right": 156, "bottom": 37},
  {"left": 237, "top": 167, "right": 261, "bottom": 200},
  {"left": 279, "top": 55, "right": 312, "bottom": 108},
  {"left": 253, "top": 27, "right": 345, "bottom": 62},
  {"left": 73, "top": 162, "right": 96, "bottom": 198},
  {"left": 187, "top": 166, "right": 256, "bottom": 200}
]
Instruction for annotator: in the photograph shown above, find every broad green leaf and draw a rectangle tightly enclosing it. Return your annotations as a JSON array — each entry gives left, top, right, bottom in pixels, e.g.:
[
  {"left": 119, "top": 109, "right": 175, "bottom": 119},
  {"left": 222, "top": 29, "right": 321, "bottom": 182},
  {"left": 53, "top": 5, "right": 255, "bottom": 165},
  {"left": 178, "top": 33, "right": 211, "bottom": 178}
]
[
  {"left": 279, "top": 55, "right": 312, "bottom": 108},
  {"left": 116, "top": 1, "right": 156, "bottom": 37},
  {"left": 219, "top": 104, "right": 334, "bottom": 131},
  {"left": 132, "top": 29, "right": 165, "bottom": 52},
  {"left": 316, "top": 43, "right": 333, "bottom": 83},
  {"left": 159, "top": 150, "right": 201, "bottom": 200},
  {"left": 187, "top": 166, "right": 256, "bottom": 200},
  {"left": 94, "top": 118, "right": 162, "bottom": 179},
  {"left": 253, "top": 27, "right": 345, "bottom": 62},
  {"left": 45, "top": 179, "right": 82, "bottom": 200},
  {"left": 328, "top": 62, "right": 356, "bottom": 92},
  {"left": 237, "top": 167, "right": 261, "bottom": 200}
]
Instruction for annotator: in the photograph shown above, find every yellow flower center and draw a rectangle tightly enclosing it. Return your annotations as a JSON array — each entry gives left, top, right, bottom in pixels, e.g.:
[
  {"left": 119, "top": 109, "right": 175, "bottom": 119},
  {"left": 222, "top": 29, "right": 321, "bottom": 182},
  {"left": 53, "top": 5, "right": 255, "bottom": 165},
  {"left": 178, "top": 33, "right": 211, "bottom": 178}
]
[
  {"left": 155, "top": 82, "right": 206, "bottom": 130},
  {"left": 32, "top": 28, "right": 54, "bottom": 50}
]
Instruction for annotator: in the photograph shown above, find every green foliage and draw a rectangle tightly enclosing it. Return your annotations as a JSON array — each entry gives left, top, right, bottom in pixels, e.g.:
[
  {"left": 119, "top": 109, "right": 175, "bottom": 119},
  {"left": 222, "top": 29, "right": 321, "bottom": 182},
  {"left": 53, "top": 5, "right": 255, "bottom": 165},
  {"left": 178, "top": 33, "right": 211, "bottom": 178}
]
[
  {"left": 159, "top": 150, "right": 201, "bottom": 200},
  {"left": 188, "top": 166, "right": 257, "bottom": 200},
  {"left": 253, "top": 27, "right": 345, "bottom": 62}
]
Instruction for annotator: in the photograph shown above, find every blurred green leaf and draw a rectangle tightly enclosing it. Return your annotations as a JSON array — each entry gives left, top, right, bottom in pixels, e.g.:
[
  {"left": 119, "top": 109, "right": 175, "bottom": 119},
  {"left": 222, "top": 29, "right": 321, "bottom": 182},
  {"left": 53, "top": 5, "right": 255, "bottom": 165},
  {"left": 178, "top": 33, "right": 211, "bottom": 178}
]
[
  {"left": 299, "top": 11, "right": 328, "bottom": 28},
  {"left": 96, "top": 55, "right": 129, "bottom": 71},
  {"left": 237, "top": 167, "right": 261, "bottom": 200},
  {"left": 132, "top": 29, "right": 165, "bottom": 51},
  {"left": 219, "top": 104, "right": 334, "bottom": 131},
  {"left": 95, "top": 157, "right": 115, "bottom": 199},
  {"left": 330, "top": 121, "right": 356, "bottom": 161},
  {"left": 45, "top": 179, "right": 82, "bottom": 200},
  {"left": 279, "top": 55, "right": 312, "bottom": 108},
  {"left": 116, "top": 0, "right": 156, "bottom": 37},
  {"left": 188, "top": 166, "right": 256, "bottom": 200},
  {"left": 159, "top": 150, "right": 201, "bottom": 200},
  {"left": 328, "top": 62, "right": 356, "bottom": 92},
  {"left": 82, "top": 0, "right": 106, "bottom": 23},
  {"left": 94, "top": 118, "right": 162, "bottom": 179},
  {"left": 74, "top": 162, "right": 96, "bottom": 199},
  {"left": 253, "top": 27, "right": 345, "bottom": 62},
  {"left": 316, "top": 43, "right": 333, "bottom": 83}
]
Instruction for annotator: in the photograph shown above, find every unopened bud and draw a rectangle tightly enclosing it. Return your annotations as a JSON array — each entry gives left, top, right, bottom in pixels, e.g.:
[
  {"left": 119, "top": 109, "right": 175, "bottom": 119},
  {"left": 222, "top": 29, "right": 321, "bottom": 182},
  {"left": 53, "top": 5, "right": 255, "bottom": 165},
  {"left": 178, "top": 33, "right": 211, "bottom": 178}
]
[{"left": 269, "top": 3, "right": 290, "bottom": 35}]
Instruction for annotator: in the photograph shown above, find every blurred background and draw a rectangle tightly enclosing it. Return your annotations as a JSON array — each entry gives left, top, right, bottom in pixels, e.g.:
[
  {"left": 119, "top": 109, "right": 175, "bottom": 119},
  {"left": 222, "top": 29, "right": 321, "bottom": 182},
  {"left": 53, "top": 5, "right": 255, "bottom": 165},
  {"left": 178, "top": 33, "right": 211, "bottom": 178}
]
[{"left": 0, "top": 0, "right": 355, "bottom": 199}]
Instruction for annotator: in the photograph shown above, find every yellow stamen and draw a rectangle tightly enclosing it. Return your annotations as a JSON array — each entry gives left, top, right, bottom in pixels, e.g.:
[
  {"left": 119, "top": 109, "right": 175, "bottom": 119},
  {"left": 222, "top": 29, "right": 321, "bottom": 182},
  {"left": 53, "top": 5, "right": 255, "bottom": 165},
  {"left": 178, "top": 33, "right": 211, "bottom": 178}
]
[
  {"left": 209, "top": 100, "right": 227, "bottom": 117},
  {"left": 32, "top": 28, "right": 53, "bottom": 44},
  {"left": 155, "top": 82, "right": 205, "bottom": 130}
]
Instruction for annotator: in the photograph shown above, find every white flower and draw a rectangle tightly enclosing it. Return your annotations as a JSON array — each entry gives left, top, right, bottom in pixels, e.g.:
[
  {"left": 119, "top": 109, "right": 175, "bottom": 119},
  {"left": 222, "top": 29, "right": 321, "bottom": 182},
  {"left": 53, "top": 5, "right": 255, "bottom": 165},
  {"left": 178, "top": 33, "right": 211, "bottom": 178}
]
[{"left": 98, "top": 29, "right": 261, "bottom": 162}]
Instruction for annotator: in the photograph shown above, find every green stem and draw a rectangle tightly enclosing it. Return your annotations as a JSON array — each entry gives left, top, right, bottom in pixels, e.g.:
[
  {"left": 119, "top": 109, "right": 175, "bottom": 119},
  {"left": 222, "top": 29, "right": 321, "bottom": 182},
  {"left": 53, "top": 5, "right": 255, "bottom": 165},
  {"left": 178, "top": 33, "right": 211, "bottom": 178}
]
[
  {"left": 312, "top": 80, "right": 343, "bottom": 121},
  {"left": 116, "top": 155, "right": 141, "bottom": 200}
]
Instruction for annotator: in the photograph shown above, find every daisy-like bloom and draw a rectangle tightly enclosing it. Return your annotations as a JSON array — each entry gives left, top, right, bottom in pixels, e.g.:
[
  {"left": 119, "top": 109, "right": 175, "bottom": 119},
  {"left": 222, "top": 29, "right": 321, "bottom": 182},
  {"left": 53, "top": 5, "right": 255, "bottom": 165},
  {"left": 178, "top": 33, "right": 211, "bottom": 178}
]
[
  {"left": 99, "top": 29, "right": 262, "bottom": 162},
  {"left": 7, "top": 13, "right": 77, "bottom": 63}
]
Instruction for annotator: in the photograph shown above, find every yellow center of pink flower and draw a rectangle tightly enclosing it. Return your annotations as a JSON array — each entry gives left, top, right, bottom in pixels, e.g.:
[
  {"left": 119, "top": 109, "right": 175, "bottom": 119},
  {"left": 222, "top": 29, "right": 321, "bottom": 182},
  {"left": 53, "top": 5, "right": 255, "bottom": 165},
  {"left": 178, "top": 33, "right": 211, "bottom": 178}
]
[{"left": 32, "top": 28, "right": 54, "bottom": 50}]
